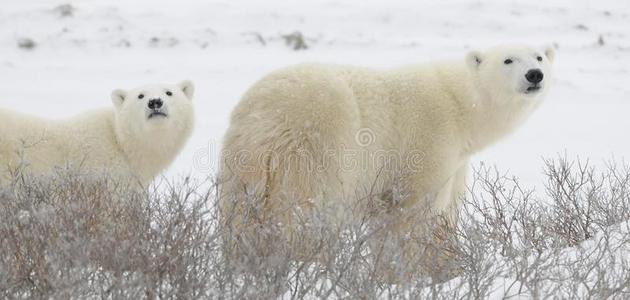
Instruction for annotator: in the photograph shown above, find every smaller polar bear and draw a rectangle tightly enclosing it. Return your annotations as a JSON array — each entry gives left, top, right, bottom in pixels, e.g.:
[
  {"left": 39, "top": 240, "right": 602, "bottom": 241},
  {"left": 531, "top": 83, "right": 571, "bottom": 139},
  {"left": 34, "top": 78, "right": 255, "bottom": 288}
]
[
  {"left": 0, "top": 81, "right": 195, "bottom": 184},
  {"left": 219, "top": 45, "right": 555, "bottom": 266}
]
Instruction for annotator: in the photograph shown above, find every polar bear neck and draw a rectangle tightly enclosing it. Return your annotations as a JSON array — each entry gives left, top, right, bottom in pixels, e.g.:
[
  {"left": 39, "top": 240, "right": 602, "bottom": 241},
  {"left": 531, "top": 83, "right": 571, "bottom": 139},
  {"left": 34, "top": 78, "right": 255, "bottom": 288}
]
[
  {"left": 113, "top": 115, "right": 190, "bottom": 184},
  {"left": 429, "top": 63, "right": 541, "bottom": 154},
  {"left": 463, "top": 91, "right": 538, "bottom": 153}
]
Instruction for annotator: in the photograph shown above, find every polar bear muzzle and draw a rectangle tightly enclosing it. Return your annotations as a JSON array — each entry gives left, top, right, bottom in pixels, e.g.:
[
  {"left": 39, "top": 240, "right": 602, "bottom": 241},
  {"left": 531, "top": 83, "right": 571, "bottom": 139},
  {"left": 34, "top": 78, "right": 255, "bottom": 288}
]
[
  {"left": 148, "top": 110, "right": 168, "bottom": 119},
  {"left": 525, "top": 69, "right": 544, "bottom": 84},
  {"left": 147, "top": 98, "right": 168, "bottom": 119},
  {"left": 524, "top": 69, "right": 544, "bottom": 94}
]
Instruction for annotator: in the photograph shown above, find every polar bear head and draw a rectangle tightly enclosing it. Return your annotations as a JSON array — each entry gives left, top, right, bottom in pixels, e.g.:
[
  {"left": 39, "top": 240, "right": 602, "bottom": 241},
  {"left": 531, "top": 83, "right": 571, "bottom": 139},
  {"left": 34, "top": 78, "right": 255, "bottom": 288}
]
[
  {"left": 111, "top": 80, "right": 194, "bottom": 133},
  {"left": 466, "top": 45, "right": 555, "bottom": 101},
  {"left": 110, "top": 81, "right": 195, "bottom": 178}
]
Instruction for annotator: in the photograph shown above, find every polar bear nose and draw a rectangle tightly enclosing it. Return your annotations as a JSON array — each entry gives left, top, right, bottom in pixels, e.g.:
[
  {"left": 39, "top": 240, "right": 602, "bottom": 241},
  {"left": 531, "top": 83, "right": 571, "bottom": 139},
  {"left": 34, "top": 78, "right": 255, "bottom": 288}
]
[
  {"left": 525, "top": 69, "right": 544, "bottom": 84},
  {"left": 148, "top": 99, "right": 163, "bottom": 109}
]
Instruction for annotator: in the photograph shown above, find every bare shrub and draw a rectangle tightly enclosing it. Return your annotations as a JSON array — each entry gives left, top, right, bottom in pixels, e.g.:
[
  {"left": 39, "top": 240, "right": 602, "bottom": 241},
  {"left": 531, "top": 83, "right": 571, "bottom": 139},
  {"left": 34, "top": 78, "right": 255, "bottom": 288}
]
[
  {"left": 2, "top": 156, "right": 630, "bottom": 299},
  {"left": 0, "top": 169, "right": 217, "bottom": 299},
  {"left": 281, "top": 31, "right": 309, "bottom": 50},
  {"left": 17, "top": 38, "right": 36, "bottom": 50},
  {"left": 53, "top": 4, "right": 75, "bottom": 18}
]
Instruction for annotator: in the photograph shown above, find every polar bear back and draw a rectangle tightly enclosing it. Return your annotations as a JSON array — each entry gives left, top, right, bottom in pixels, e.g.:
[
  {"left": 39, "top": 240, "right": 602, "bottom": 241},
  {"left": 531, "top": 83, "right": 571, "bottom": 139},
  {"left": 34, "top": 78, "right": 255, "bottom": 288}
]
[{"left": 224, "top": 63, "right": 470, "bottom": 193}]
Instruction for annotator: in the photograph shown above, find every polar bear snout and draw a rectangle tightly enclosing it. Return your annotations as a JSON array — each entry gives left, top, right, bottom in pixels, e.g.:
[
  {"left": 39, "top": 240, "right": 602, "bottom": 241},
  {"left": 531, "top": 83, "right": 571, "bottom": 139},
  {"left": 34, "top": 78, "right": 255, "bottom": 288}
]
[
  {"left": 523, "top": 68, "right": 545, "bottom": 94},
  {"left": 147, "top": 98, "right": 168, "bottom": 119},
  {"left": 148, "top": 98, "right": 163, "bottom": 110},
  {"left": 525, "top": 69, "right": 544, "bottom": 84}
]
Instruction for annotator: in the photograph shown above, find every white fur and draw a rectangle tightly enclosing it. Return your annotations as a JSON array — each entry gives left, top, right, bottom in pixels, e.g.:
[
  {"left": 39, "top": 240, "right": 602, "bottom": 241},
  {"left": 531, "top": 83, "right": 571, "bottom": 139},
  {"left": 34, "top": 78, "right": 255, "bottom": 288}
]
[
  {"left": 219, "top": 44, "right": 554, "bottom": 227},
  {"left": 0, "top": 81, "right": 195, "bottom": 184}
]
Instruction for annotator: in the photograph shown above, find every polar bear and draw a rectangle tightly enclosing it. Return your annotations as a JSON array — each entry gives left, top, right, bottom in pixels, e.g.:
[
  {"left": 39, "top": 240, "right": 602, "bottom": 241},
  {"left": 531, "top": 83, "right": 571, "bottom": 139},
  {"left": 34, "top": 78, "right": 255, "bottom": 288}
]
[
  {"left": 219, "top": 45, "right": 554, "bottom": 262},
  {"left": 0, "top": 81, "right": 195, "bottom": 185}
]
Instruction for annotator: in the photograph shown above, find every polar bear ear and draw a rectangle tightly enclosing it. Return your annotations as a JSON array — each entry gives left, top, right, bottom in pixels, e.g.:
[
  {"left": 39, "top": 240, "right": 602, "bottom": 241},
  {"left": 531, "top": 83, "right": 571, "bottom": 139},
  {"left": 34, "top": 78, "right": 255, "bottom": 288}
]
[
  {"left": 466, "top": 50, "right": 483, "bottom": 71},
  {"left": 179, "top": 80, "right": 194, "bottom": 100},
  {"left": 544, "top": 45, "right": 556, "bottom": 63},
  {"left": 111, "top": 89, "right": 127, "bottom": 109}
]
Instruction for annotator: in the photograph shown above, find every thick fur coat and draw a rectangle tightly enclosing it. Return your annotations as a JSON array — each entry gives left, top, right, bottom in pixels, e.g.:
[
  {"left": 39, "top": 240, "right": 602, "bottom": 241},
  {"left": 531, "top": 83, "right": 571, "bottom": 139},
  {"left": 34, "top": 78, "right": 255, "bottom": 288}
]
[{"left": 0, "top": 81, "right": 195, "bottom": 184}]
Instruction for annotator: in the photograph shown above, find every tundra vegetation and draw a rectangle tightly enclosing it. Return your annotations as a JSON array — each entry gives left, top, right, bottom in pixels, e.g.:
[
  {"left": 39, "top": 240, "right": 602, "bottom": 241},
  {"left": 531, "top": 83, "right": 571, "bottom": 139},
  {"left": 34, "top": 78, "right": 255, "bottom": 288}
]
[{"left": 1, "top": 156, "right": 630, "bottom": 299}]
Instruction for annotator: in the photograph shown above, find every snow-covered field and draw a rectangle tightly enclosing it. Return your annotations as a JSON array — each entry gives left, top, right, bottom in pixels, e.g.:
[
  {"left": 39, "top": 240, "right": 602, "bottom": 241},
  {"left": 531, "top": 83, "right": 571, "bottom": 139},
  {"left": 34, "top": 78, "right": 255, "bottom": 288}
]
[
  {"left": 1, "top": 0, "right": 629, "bottom": 190},
  {"left": 2, "top": 1, "right": 630, "bottom": 297}
]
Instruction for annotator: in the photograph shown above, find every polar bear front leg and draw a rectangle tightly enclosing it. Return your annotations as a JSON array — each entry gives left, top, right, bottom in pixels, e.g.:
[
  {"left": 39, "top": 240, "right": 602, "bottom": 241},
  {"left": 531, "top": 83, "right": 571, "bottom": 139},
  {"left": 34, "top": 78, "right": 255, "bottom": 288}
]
[
  {"left": 431, "top": 161, "right": 469, "bottom": 226},
  {"left": 420, "top": 161, "right": 469, "bottom": 281},
  {"left": 441, "top": 161, "right": 469, "bottom": 226},
  {"left": 377, "top": 162, "right": 469, "bottom": 282}
]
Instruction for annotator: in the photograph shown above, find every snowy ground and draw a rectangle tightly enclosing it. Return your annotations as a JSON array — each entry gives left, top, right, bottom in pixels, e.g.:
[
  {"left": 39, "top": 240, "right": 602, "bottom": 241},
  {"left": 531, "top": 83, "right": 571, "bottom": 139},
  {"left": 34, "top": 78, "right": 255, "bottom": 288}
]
[
  {"left": 2, "top": 1, "right": 630, "bottom": 298},
  {"left": 1, "top": 0, "right": 629, "bottom": 190}
]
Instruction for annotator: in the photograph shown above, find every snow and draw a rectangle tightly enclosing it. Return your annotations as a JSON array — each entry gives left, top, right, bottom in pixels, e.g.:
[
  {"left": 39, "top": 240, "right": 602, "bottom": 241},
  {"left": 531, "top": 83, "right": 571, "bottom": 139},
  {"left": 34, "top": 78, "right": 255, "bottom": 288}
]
[
  {"left": 2, "top": 1, "right": 630, "bottom": 297},
  {"left": 2, "top": 0, "right": 629, "bottom": 190}
]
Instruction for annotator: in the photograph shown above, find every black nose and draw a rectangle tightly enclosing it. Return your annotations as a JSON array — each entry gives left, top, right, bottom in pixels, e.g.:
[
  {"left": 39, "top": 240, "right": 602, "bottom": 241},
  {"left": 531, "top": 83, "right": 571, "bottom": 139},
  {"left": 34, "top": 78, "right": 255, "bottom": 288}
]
[
  {"left": 148, "top": 98, "right": 163, "bottom": 109},
  {"left": 525, "top": 69, "right": 544, "bottom": 84}
]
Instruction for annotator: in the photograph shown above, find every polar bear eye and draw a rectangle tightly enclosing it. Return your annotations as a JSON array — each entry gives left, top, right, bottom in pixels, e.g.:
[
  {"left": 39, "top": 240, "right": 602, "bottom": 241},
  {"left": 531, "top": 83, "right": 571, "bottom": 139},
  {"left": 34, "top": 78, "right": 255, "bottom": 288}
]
[
  {"left": 537, "top": 56, "right": 543, "bottom": 62},
  {"left": 166, "top": 91, "right": 173, "bottom": 96},
  {"left": 504, "top": 59, "right": 513, "bottom": 65},
  {"left": 138, "top": 94, "right": 145, "bottom": 100}
]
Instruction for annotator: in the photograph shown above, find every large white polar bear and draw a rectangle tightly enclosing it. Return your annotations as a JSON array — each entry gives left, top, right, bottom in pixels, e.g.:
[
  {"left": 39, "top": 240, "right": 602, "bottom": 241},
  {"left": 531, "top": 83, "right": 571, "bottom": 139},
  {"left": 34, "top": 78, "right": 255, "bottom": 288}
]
[
  {"left": 0, "top": 81, "right": 195, "bottom": 184},
  {"left": 219, "top": 45, "right": 554, "bottom": 245}
]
